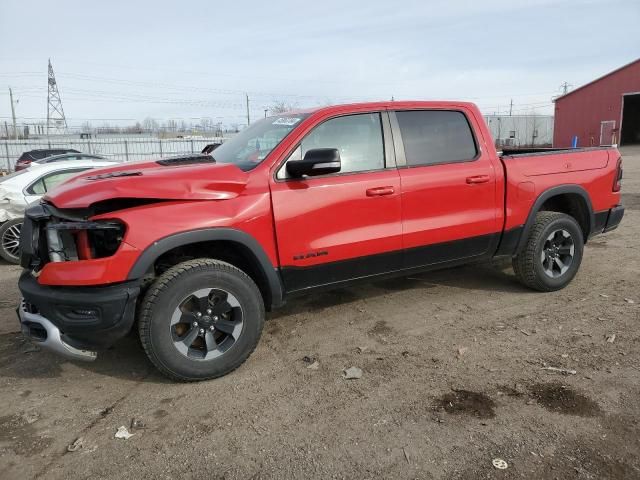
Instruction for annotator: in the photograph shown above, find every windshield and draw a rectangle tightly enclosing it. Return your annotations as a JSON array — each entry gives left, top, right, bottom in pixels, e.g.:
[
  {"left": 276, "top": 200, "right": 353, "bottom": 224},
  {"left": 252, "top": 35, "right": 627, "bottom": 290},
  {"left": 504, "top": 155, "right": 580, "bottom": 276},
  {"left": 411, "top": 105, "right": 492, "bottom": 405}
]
[{"left": 213, "top": 114, "right": 308, "bottom": 171}]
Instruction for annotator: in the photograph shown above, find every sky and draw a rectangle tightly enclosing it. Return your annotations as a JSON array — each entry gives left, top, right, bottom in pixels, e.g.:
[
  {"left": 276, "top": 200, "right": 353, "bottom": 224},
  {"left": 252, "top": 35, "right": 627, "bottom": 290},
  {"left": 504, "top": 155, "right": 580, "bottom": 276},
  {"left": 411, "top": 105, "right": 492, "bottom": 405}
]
[{"left": 0, "top": 0, "right": 639, "bottom": 128}]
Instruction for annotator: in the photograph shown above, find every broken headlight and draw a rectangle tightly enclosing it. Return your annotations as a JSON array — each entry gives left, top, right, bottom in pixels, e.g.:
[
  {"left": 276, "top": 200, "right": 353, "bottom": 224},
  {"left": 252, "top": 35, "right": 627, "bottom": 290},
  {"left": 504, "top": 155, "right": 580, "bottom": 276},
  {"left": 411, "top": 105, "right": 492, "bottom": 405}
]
[{"left": 45, "top": 220, "right": 125, "bottom": 262}]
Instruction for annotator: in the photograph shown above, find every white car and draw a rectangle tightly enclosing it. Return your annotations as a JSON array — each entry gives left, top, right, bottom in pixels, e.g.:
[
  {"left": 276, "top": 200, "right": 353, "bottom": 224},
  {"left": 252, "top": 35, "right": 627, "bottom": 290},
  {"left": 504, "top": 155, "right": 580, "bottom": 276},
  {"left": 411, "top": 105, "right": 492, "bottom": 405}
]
[{"left": 0, "top": 159, "right": 118, "bottom": 263}]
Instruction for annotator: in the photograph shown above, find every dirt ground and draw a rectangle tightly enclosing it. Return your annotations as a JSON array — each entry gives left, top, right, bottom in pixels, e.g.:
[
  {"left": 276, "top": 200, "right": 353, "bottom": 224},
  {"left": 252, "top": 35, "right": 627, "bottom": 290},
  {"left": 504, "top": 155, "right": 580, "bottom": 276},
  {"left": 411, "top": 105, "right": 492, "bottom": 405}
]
[{"left": 0, "top": 148, "right": 639, "bottom": 480}]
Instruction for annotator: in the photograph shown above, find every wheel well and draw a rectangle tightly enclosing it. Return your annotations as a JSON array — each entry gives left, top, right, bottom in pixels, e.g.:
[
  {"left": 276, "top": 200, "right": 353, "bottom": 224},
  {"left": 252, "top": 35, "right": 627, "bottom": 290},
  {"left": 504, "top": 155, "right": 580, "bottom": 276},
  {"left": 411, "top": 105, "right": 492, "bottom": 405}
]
[
  {"left": 153, "top": 240, "right": 272, "bottom": 309},
  {"left": 539, "top": 193, "right": 590, "bottom": 240}
]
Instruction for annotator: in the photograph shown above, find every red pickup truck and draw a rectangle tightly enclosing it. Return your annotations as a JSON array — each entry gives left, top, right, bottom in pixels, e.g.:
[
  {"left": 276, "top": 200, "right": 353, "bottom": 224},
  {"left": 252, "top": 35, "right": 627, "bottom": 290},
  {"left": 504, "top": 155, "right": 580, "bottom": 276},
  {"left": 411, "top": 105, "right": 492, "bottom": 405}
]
[{"left": 17, "top": 101, "right": 624, "bottom": 381}]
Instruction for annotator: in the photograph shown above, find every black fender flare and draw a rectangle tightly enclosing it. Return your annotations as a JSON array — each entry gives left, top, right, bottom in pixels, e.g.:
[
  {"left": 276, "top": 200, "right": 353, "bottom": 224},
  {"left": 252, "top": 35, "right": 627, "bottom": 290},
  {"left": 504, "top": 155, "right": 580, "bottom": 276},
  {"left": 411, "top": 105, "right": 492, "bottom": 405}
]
[
  {"left": 127, "top": 228, "right": 284, "bottom": 308},
  {"left": 515, "top": 184, "right": 595, "bottom": 254}
]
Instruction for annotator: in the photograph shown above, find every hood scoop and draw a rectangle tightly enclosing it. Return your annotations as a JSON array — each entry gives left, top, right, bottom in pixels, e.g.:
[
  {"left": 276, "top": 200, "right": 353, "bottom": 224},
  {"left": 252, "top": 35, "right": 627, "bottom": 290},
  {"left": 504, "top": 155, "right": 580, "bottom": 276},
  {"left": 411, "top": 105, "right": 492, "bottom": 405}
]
[
  {"left": 85, "top": 171, "right": 142, "bottom": 180},
  {"left": 156, "top": 155, "right": 215, "bottom": 167}
]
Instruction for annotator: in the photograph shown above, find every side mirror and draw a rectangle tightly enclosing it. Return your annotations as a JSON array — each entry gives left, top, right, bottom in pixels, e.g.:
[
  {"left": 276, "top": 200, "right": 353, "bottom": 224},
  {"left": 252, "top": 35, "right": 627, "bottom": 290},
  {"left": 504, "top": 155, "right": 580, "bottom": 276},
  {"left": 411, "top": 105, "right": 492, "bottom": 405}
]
[{"left": 286, "top": 148, "right": 341, "bottom": 178}]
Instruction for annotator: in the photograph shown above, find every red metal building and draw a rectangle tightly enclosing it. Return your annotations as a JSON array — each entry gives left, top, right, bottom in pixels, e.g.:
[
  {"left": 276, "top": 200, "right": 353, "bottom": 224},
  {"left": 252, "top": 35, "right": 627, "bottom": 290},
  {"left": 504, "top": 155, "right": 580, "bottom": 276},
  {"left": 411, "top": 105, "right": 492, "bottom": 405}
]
[{"left": 553, "top": 58, "right": 640, "bottom": 147}]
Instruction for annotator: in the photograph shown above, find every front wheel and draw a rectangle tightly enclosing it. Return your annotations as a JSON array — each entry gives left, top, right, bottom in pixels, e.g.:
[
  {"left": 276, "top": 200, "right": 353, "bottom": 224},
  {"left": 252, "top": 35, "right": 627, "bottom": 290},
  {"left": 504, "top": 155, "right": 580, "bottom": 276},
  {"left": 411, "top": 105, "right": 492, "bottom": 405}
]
[
  {"left": 513, "top": 212, "right": 584, "bottom": 292},
  {"left": 0, "top": 218, "right": 23, "bottom": 264},
  {"left": 138, "top": 259, "right": 265, "bottom": 381}
]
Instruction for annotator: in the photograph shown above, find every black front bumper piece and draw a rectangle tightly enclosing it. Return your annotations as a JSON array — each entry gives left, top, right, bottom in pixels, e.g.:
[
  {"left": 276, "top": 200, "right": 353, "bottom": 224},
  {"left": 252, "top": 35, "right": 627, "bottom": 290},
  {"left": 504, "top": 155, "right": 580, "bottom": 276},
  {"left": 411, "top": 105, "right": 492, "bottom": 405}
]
[{"left": 18, "top": 272, "right": 141, "bottom": 360}]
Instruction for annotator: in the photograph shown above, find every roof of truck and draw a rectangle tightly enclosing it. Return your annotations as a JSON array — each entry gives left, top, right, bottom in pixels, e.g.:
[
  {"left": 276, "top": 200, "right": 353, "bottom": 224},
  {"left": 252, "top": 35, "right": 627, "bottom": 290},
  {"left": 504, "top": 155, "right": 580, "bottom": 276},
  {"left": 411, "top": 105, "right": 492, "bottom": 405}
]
[{"left": 283, "top": 100, "right": 479, "bottom": 116}]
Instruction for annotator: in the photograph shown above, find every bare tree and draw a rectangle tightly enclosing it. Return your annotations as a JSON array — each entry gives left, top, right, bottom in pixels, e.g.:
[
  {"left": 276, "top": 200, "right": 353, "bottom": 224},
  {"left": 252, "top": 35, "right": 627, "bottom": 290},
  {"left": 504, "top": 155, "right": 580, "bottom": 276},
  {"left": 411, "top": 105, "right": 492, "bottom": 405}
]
[
  {"left": 269, "top": 100, "right": 298, "bottom": 115},
  {"left": 525, "top": 108, "right": 540, "bottom": 147},
  {"left": 80, "top": 121, "right": 93, "bottom": 134},
  {"left": 200, "top": 117, "right": 214, "bottom": 132},
  {"left": 143, "top": 117, "right": 159, "bottom": 132}
]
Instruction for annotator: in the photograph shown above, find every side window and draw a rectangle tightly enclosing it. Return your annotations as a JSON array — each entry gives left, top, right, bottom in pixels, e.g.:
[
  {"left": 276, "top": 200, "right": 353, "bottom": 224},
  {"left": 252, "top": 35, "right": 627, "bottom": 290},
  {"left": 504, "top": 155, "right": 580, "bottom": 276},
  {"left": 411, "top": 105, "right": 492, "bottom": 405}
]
[
  {"left": 281, "top": 113, "right": 385, "bottom": 178},
  {"left": 395, "top": 110, "right": 477, "bottom": 166},
  {"left": 26, "top": 169, "right": 89, "bottom": 195},
  {"left": 27, "top": 179, "right": 46, "bottom": 195}
]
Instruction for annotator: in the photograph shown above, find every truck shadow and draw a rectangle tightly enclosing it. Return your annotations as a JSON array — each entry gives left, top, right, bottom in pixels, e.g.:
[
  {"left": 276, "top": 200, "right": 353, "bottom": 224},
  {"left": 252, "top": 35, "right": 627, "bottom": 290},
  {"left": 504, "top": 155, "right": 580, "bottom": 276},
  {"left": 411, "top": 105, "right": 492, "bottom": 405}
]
[
  {"left": 0, "top": 262, "right": 526, "bottom": 383},
  {"left": 0, "top": 331, "right": 171, "bottom": 383},
  {"left": 269, "top": 261, "right": 528, "bottom": 319}
]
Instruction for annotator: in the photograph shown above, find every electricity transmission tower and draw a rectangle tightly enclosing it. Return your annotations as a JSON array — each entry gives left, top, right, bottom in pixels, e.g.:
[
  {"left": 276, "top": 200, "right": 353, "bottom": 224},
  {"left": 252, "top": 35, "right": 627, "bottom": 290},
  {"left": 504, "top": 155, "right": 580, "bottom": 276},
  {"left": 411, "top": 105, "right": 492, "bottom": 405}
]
[
  {"left": 559, "top": 81, "right": 573, "bottom": 95},
  {"left": 46, "top": 59, "right": 67, "bottom": 135}
]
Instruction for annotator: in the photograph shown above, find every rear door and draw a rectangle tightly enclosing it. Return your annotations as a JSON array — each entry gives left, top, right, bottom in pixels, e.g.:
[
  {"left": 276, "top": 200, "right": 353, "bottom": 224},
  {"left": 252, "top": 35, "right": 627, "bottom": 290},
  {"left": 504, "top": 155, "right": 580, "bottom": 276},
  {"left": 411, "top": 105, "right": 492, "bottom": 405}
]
[
  {"left": 270, "top": 111, "right": 402, "bottom": 293},
  {"left": 391, "top": 108, "right": 502, "bottom": 268}
]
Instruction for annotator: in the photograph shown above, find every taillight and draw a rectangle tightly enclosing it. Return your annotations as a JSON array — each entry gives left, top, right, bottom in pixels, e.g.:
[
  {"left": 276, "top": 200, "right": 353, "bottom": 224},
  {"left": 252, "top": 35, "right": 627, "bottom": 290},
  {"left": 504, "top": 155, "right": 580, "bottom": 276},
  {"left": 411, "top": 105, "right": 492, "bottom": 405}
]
[{"left": 613, "top": 157, "right": 623, "bottom": 192}]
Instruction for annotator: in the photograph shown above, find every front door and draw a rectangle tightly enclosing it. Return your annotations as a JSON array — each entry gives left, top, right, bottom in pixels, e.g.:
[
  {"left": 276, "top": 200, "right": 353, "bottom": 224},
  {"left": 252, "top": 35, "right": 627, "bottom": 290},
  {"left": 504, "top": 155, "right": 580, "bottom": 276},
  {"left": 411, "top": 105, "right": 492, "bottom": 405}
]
[
  {"left": 270, "top": 112, "right": 402, "bottom": 293},
  {"left": 391, "top": 108, "right": 502, "bottom": 268}
]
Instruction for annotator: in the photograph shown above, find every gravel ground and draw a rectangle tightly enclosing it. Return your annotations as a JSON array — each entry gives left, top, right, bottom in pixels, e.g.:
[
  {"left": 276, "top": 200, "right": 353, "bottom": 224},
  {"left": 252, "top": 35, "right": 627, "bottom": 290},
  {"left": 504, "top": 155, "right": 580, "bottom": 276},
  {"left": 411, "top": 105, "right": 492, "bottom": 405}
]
[{"left": 0, "top": 147, "right": 639, "bottom": 480}]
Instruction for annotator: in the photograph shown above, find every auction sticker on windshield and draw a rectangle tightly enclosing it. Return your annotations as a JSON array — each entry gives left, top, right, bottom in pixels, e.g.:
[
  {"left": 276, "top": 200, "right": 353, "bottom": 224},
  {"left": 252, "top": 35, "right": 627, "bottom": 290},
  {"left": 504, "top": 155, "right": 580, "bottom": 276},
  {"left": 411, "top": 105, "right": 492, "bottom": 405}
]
[{"left": 272, "top": 117, "right": 301, "bottom": 126}]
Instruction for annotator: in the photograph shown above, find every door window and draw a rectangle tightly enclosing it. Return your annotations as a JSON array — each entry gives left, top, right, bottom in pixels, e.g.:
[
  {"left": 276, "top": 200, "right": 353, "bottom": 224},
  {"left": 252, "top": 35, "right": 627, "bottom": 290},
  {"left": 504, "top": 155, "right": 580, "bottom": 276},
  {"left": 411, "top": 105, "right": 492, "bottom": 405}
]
[
  {"left": 396, "top": 110, "right": 477, "bottom": 166},
  {"left": 281, "top": 113, "right": 385, "bottom": 178}
]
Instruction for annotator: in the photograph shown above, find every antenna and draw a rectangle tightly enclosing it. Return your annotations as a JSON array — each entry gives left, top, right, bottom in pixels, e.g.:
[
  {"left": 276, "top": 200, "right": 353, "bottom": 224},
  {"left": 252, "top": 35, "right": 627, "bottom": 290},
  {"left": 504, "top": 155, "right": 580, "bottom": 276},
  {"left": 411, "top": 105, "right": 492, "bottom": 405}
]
[{"left": 46, "top": 59, "right": 67, "bottom": 135}]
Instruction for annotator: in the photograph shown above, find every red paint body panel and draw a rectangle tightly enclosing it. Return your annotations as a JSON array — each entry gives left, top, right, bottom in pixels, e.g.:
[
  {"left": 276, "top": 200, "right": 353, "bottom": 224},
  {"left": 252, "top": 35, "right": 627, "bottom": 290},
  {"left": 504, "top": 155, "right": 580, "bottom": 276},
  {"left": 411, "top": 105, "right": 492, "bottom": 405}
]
[
  {"left": 503, "top": 149, "right": 621, "bottom": 231},
  {"left": 396, "top": 104, "right": 505, "bottom": 251},
  {"left": 45, "top": 161, "right": 249, "bottom": 208},
  {"left": 553, "top": 59, "right": 640, "bottom": 147},
  {"left": 38, "top": 241, "right": 140, "bottom": 285},
  {"left": 270, "top": 169, "right": 403, "bottom": 268},
  {"left": 38, "top": 101, "right": 622, "bottom": 288}
]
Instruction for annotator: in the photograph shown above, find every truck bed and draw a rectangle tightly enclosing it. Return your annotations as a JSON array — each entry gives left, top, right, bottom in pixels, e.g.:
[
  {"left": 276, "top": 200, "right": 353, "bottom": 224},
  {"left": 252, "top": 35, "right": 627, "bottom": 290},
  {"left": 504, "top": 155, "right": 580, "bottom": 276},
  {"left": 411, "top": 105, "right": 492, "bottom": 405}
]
[{"left": 500, "top": 146, "right": 611, "bottom": 157}]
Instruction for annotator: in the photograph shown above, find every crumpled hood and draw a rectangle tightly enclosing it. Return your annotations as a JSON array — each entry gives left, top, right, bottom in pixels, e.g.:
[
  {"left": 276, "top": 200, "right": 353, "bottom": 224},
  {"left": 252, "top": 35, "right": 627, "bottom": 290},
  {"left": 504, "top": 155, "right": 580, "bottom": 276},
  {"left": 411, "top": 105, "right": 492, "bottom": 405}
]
[{"left": 43, "top": 159, "right": 250, "bottom": 209}]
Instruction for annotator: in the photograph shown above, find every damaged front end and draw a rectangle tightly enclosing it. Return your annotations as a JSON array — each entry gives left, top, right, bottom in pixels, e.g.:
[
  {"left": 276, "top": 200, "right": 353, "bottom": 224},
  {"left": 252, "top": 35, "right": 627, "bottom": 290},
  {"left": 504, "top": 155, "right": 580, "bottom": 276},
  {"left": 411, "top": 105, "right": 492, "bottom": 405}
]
[
  {"left": 20, "top": 202, "right": 126, "bottom": 271},
  {"left": 17, "top": 201, "right": 142, "bottom": 358}
]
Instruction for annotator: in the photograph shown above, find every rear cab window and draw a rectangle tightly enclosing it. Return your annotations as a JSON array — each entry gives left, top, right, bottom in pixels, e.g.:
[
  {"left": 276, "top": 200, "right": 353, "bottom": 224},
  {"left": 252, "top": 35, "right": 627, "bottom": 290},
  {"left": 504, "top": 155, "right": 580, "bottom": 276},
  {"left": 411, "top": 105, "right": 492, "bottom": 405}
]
[{"left": 395, "top": 110, "right": 478, "bottom": 166}]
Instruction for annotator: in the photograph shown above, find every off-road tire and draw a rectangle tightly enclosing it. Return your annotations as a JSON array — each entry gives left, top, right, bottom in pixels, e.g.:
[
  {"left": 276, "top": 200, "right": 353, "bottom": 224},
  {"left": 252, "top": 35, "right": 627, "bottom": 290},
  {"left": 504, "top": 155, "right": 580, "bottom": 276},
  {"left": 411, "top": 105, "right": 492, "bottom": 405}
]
[
  {"left": 0, "top": 218, "right": 23, "bottom": 264},
  {"left": 513, "top": 212, "right": 584, "bottom": 292},
  {"left": 138, "top": 258, "right": 265, "bottom": 382}
]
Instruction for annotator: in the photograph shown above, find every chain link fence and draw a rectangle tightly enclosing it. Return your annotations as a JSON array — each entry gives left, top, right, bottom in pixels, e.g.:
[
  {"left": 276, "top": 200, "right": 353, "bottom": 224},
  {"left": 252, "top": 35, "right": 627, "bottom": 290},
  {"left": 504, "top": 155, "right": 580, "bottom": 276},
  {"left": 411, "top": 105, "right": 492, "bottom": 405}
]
[{"left": 0, "top": 136, "right": 228, "bottom": 171}]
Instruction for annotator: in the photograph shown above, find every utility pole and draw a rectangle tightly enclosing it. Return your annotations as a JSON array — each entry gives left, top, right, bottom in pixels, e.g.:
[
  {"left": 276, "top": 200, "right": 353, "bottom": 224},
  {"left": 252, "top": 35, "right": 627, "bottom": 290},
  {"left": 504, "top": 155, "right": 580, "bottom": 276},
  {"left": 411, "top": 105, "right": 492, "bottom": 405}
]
[
  {"left": 9, "top": 88, "right": 17, "bottom": 139},
  {"left": 245, "top": 94, "right": 250, "bottom": 126},
  {"left": 509, "top": 98, "right": 513, "bottom": 116}
]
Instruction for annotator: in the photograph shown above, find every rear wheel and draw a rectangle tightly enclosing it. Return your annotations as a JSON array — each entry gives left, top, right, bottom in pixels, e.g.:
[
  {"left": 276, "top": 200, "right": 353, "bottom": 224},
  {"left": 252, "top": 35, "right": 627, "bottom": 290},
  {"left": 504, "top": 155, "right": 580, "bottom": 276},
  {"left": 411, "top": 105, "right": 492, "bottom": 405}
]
[
  {"left": 513, "top": 212, "right": 584, "bottom": 291},
  {"left": 0, "top": 218, "right": 22, "bottom": 264},
  {"left": 138, "top": 259, "right": 265, "bottom": 381}
]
